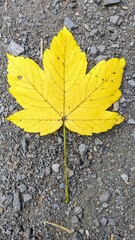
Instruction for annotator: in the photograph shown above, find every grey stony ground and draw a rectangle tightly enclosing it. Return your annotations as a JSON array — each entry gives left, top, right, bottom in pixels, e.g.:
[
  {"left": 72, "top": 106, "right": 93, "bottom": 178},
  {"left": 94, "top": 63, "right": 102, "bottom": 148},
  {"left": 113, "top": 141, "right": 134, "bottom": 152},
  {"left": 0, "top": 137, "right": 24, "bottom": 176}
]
[{"left": 0, "top": 0, "right": 135, "bottom": 239}]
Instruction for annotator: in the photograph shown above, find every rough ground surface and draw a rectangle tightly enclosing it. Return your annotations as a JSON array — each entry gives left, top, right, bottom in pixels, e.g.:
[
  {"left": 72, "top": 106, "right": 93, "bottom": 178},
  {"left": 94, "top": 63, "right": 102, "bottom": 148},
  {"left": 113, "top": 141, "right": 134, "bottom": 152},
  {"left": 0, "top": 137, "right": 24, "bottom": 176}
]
[{"left": 0, "top": 0, "right": 135, "bottom": 239}]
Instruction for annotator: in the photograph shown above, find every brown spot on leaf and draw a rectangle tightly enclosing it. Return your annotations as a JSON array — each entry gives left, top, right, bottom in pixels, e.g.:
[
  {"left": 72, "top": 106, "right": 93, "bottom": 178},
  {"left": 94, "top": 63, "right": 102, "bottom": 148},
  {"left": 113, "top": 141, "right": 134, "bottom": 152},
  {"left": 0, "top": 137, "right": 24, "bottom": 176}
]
[{"left": 17, "top": 75, "right": 22, "bottom": 80}]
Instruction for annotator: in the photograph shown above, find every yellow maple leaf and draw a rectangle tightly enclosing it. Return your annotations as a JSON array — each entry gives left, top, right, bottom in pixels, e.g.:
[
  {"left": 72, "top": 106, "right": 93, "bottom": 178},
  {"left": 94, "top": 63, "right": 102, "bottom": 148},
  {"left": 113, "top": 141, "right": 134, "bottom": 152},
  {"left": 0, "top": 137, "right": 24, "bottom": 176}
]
[{"left": 7, "top": 27, "right": 126, "bottom": 202}]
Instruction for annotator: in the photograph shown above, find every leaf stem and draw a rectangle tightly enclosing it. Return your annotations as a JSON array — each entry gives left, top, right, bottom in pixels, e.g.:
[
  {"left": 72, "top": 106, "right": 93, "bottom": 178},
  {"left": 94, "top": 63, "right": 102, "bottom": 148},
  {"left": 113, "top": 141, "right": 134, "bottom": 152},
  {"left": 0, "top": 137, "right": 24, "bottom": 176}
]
[{"left": 63, "top": 124, "right": 69, "bottom": 203}]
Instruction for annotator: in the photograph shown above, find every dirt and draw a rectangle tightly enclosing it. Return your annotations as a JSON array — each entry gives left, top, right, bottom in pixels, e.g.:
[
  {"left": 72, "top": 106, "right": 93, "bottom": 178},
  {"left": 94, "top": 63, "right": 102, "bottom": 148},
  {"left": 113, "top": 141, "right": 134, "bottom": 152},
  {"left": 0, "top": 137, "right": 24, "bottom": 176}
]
[{"left": 0, "top": 0, "right": 135, "bottom": 239}]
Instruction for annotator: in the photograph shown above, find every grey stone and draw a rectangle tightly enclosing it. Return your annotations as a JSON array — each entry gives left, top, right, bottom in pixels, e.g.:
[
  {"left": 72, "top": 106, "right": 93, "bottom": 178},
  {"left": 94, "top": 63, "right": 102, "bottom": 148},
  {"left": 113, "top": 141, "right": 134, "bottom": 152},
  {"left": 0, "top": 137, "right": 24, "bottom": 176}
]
[
  {"left": 95, "top": 0, "right": 102, "bottom": 3},
  {"left": 113, "top": 101, "right": 119, "bottom": 111},
  {"left": 104, "top": 0, "right": 121, "bottom": 6},
  {"left": 51, "top": 163, "right": 60, "bottom": 173},
  {"left": 68, "top": 168, "right": 74, "bottom": 178},
  {"left": 45, "top": 166, "right": 51, "bottom": 176},
  {"left": 74, "top": 206, "right": 83, "bottom": 215},
  {"left": 100, "top": 217, "right": 108, "bottom": 226},
  {"left": 71, "top": 215, "right": 79, "bottom": 224},
  {"left": 4, "top": 194, "right": 13, "bottom": 206},
  {"left": 89, "top": 28, "right": 98, "bottom": 37},
  {"left": 79, "top": 229, "right": 85, "bottom": 234},
  {"left": 110, "top": 15, "right": 119, "bottom": 24},
  {"left": 21, "top": 138, "right": 29, "bottom": 154},
  {"left": 79, "top": 144, "right": 88, "bottom": 158},
  {"left": 108, "top": 217, "right": 116, "bottom": 226},
  {"left": 59, "top": 183, "right": 65, "bottom": 189},
  {"left": 13, "top": 191, "right": 21, "bottom": 212},
  {"left": 127, "top": 118, "right": 135, "bottom": 124},
  {"left": 131, "top": 129, "right": 135, "bottom": 138},
  {"left": 97, "top": 45, "right": 105, "bottom": 53},
  {"left": 94, "top": 138, "right": 103, "bottom": 146},
  {"left": 7, "top": 40, "right": 24, "bottom": 56},
  {"left": 121, "top": 173, "right": 128, "bottom": 182},
  {"left": 23, "top": 193, "right": 32, "bottom": 203},
  {"left": 1, "top": 175, "right": 7, "bottom": 182},
  {"left": 102, "top": 203, "right": 108, "bottom": 208},
  {"left": 90, "top": 45, "right": 97, "bottom": 55},
  {"left": 0, "top": 106, "right": 5, "bottom": 114},
  {"left": 111, "top": 32, "right": 118, "bottom": 41},
  {"left": 94, "top": 55, "right": 107, "bottom": 64},
  {"left": 64, "top": 17, "right": 75, "bottom": 30},
  {"left": 0, "top": 206, "right": 4, "bottom": 214},
  {"left": 99, "top": 190, "right": 111, "bottom": 203},
  {"left": 58, "top": 136, "right": 62, "bottom": 144},
  {"left": 128, "top": 80, "right": 135, "bottom": 87},
  {"left": 17, "top": 184, "right": 27, "bottom": 193},
  {"left": 93, "top": 218, "right": 100, "bottom": 227},
  {"left": 72, "top": 231, "right": 83, "bottom": 240}
]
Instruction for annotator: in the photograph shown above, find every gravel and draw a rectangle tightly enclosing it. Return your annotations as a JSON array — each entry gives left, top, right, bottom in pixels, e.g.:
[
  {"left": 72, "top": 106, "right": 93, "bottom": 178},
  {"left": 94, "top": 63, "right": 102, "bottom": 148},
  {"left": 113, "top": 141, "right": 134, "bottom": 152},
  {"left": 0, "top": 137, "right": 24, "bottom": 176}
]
[
  {"left": 71, "top": 215, "right": 79, "bottom": 224},
  {"left": 108, "top": 217, "right": 116, "bottom": 226},
  {"left": 23, "top": 194, "right": 32, "bottom": 203},
  {"left": 13, "top": 191, "right": 21, "bottom": 212},
  {"left": 128, "top": 80, "right": 135, "bottom": 87},
  {"left": 7, "top": 40, "right": 24, "bottom": 56},
  {"left": 110, "top": 15, "right": 119, "bottom": 24},
  {"left": 121, "top": 173, "right": 129, "bottom": 182},
  {"left": 64, "top": 17, "right": 76, "bottom": 30},
  {"left": 90, "top": 45, "right": 97, "bottom": 55},
  {"left": 99, "top": 190, "right": 111, "bottom": 203},
  {"left": 17, "top": 184, "right": 27, "bottom": 193},
  {"left": 103, "top": 0, "right": 121, "bottom": 5},
  {"left": 51, "top": 163, "right": 60, "bottom": 173},
  {"left": 78, "top": 144, "right": 88, "bottom": 158},
  {"left": 100, "top": 217, "right": 108, "bottom": 226},
  {"left": 1, "top": 0, "right": 135, "bottom": 239}
]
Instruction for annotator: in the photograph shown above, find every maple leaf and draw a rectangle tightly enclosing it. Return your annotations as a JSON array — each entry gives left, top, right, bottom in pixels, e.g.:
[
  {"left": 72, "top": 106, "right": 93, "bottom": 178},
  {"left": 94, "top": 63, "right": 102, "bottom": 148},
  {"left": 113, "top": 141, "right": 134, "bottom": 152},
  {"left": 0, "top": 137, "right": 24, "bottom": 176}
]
[{"left": 7, "top": 27, "right": 126, "bottom": 202}]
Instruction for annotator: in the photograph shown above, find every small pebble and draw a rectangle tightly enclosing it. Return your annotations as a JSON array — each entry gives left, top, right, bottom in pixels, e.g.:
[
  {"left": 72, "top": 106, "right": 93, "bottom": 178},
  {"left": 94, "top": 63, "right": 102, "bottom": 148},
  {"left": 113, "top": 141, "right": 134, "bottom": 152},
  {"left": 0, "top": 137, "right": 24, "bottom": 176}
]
[
  {"left": 121, "top": 173, "right": 128, "bottom": 182},
  {"left": 51, "top": 163, "right": 60, "bottom": 173},
  {"left": 71, "top": 215, "right": 79, "bottom": 224},
  {"left": 13, "top": 191, "right": 21, "bottom": 212},
  {"left": 97, "top": 45, "right": 106, "bottom": 53},
  {"left": 100, "top": 217, "right": 108, "bottom": 226},
  {"left": 21, "top": 138, "right": 29, "bottom": 154},
  {"left": 0, "top": 206, "right": 4, "bottom": 214},
  {"left": 128, "top": 80, "right": 135, "bottom": 87},
  {"left": 95, "top": 0, "right": 102, "bottom": 3},
  {"left": 64, "top": 17, "right": 76, "bottom": 30},
  {"left": 72, "top": 231, "right": 83, "bottom": 240},
  {"left": 94, "top": 138, "right": 103, "bottom": 146},
  {"left": 90, "top": 45, "right": 97, "bottom": 55},
  {"left": 79, "top": 229, "right": 84, "bottom": 234},
  {"left": 110, "top": 15, "right": 119, "bottom": 24},
  {"left": 79, "top": 144, "right": 88, "bottom": 158},
  {"left": 127, "top": 118, "right": 135, "bottom": 124},
  {"left": 102, "top": 203, "right": 108, "bottom": 208},
  {"left": 104, "top": 0, "right": 121, "bottom": 6},
  {"left": 58, "top": 137, "right": 62, "bottom": 144},
  {"left": 7, "top": 40, "right": 24, "bottom": 56},
  {"left": 93, "top": 218, "right": 100, "bottom": 227},
  {"left": 94, "top": 55, "right": 107, "bottom": 63},
  {"left": 23, "top": 193, "right": 32, "bottom": 203},
  {"left": 68, "top": 168, "right": 74, "bottom": 178},
  {"left": 45, "top": 166, "right": 51, "bottom": 176},
  {"left": 0, "top": 106, "right": 5, "bottom": 114},
  {"left": 89, "top": 28, "right": 98, "bottom": 37},
  {"left": 99, "top": 190, "right": 111, "bottom": 203},
  {"left": 17, "top": 184, "right": 27, "bottom": 193},
  {"left": 131, "top": 129, "right": 135, "bottom": 138},
  {"left": 111, "top": 32, "right": 118, "bottom": 41},
  {"left": 74, "top": 206, "right": 83, "bottom": 215},
  {"left": 113, "top": 101, "right": 119, "bottom": 111},
  {"left": 108, "top": 217, "right": 116, "bottom": 226}
]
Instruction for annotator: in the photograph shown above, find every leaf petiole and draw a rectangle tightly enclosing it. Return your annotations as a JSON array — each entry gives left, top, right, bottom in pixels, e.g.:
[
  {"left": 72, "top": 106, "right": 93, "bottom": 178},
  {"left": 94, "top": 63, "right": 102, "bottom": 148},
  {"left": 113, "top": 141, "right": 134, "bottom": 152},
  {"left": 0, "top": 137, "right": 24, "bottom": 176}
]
[{"left": 63, "top": 124, "right": 69, "bottom": 203}]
